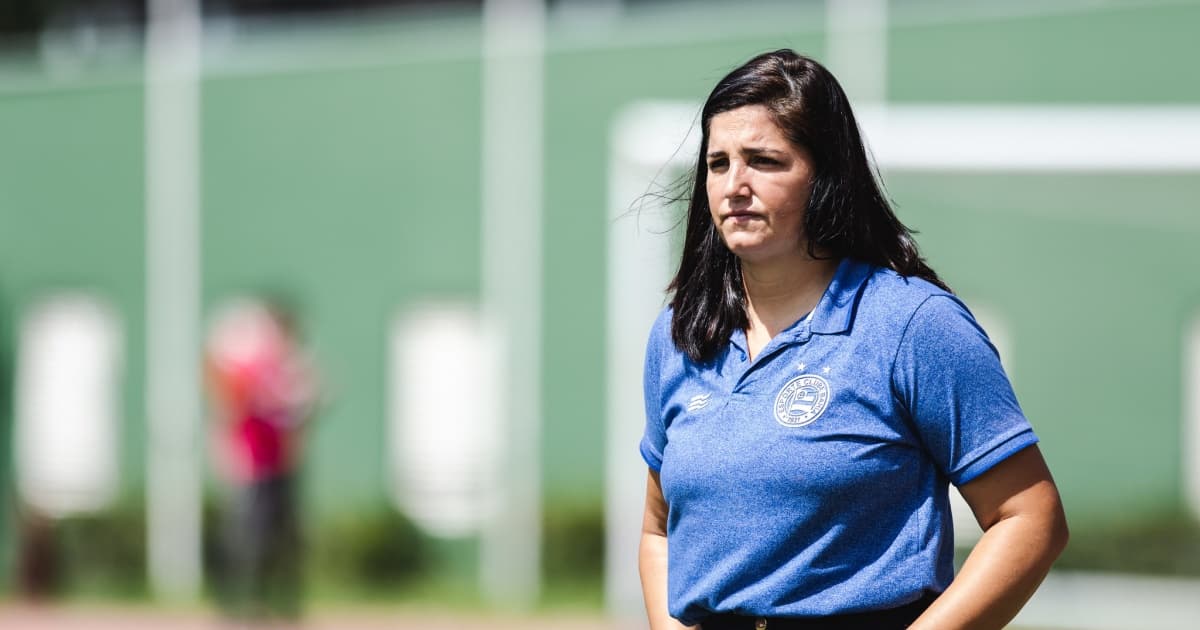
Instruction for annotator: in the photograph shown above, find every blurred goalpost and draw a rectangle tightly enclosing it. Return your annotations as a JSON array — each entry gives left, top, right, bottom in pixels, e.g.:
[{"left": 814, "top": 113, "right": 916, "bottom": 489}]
[
  {"left": 604, "top": 100, "right": 1200, "bottom": 624},
  {"left": 606, "top": 3, "right": 1200, "bottom": 622}
]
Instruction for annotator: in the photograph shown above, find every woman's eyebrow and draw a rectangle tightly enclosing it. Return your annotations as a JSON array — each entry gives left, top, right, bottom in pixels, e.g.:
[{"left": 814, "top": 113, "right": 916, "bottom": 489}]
[
  {"left": 743, "top": 147, "right": 783, "bottom": 156},
  {"left": 707, "top": 147, "right": 783, "bottom": 158}
]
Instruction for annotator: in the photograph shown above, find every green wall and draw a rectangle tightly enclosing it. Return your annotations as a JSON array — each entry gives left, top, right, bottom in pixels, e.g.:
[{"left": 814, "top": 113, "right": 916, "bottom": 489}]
[
  {"left": 0, "top": 82, "right": 147, "bottom": 492},
  {"left": 1, "top": 1, "right": 1198, "bottom": 540}
]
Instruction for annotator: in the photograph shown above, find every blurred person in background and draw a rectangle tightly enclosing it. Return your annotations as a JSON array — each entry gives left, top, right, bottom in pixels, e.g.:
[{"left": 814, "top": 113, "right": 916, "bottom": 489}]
[
  {"left": 638, "top": 50, "right": 1068, "bottom": 630},
  {"left": 206, "top": 296, "right": 320, "bottom": 625}
]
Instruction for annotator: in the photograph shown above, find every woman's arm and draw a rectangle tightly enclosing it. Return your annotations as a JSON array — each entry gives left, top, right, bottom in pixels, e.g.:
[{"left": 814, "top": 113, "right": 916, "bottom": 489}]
[
  {"left": 639, "top": 470, "right": 698, "bottom": 630},
  {"left": 909, "top": 445, "right": 1069, "bottom": 630}
]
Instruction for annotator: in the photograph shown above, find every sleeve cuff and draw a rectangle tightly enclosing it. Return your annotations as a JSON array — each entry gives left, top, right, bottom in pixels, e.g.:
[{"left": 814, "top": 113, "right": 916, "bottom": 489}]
[
  {"left": 640, "top": 437, "right": 663, "bottom": 472},
  {"left": 951, "top": 428, "right": 1039, "bottom": 486}
]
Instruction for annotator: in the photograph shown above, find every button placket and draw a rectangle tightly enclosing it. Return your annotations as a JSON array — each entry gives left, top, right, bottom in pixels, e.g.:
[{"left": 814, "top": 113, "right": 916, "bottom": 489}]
[{"left": 733, "top": 334, "right": 810, "bottom": 394}]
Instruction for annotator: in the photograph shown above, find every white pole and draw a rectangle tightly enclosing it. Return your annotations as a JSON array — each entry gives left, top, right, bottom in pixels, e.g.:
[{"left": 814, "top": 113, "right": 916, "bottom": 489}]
[
  {"left": 606, "top": 98, "right": 1200, "bottom": 624},
  {"left": 604, "top": 103, "right": 698, "bottom": 620},
  {"left": 480, "top": 0, "right": 545, "bottom": 609},
  {"left": 825, "top": 0, "right": 888, "bottom": 105},
  {"left": 144, "top": 0, "right": 203, "bottom": 599}
]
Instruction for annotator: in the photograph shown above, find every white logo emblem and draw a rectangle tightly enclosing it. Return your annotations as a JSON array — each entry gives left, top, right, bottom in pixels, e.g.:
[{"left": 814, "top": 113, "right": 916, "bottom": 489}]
[
  {"left": 686, "top": 393, "right": 712, "bottom": 412},
  {"left": 773, "top": 375, "right": 831, "bottom": 427}
]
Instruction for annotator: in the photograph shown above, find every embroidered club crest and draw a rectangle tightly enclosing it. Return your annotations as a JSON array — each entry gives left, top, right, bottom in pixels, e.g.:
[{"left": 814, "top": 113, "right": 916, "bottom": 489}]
[{"left": 773, "top": 374, "right": 831, "bottom": 427}]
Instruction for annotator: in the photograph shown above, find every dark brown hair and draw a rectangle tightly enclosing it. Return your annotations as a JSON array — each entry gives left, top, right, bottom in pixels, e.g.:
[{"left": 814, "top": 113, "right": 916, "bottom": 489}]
[{"left": 669, "top": 50, "right": 947, "bottom": 362}]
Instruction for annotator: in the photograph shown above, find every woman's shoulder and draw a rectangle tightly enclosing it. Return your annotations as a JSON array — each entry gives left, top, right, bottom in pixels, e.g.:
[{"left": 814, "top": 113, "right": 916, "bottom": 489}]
[
  {"left": 866, "top": 265, "right": 951, "bottom": 297},
  {"left": 862, "top": 262, "right": 948, "bottom": 299},
  {"left": 646, "top": 305, "right": 676, "bottom": 352},
  {"left": 644, "top": 305, "right": 693, "bottom": 381},
  {"left": 858, "top": 264, "right": 964, "bottom": 326}
]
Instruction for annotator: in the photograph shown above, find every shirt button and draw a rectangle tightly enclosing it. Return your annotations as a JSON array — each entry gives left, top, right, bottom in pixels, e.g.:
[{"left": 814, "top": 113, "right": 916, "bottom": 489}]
[{"left": 755, "top": 618, "right": 768, "bottom": 630}]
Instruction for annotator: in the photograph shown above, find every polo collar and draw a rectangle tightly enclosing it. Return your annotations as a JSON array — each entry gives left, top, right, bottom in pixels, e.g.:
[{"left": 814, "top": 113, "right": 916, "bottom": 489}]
[
  {"left": 792, "top": 257, "right": 872, "bottom": 339},
  {"left": 730, "top": 258, "right": 873, "bottom": 353}
]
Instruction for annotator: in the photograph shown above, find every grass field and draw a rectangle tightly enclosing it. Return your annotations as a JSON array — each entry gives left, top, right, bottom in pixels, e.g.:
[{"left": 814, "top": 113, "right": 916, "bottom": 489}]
[
  {"left": 0, "top": 604, "right": 1063, "bottom": 630},
  {"left": 0, "top": 603, "right": 630, "bottom": 630}
]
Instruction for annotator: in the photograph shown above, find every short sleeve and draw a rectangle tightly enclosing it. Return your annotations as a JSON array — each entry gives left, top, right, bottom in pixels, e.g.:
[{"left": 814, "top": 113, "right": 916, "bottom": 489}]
[
  {"left": 891, "top": 295, "right": 1038, "bottom": 486},
  {"left": 640, "top": 310, "right": 671, "bottom": 472}
]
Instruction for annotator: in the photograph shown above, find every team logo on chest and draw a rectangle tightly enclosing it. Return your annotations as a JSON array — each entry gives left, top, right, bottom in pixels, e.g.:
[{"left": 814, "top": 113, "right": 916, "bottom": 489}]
[{"left": 773, "top": 374, "right": 831, "bottom": 427}]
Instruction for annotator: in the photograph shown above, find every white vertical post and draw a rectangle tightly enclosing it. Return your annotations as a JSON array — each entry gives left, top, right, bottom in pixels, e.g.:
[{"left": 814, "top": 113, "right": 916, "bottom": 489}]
[
  {"left": 480, "top": 0, "right": 545, "bottom": 609},
  {"left": 145, "top": 0, "right": 203, "bottom": 599},
  {"left": 605, "top": 103, "right": 698, "bottom": 620},
  {"left": 1185, "top": 315, "right": 1200, "bottom": 518},
  {"left": 825, "top": 0, "right": 889, "bottom": 105}
]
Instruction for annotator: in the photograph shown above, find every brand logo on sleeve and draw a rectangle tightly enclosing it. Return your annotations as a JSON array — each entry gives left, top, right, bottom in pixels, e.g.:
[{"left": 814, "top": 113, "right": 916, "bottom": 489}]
[
  {"left": 773, "top": 375, "right": 831, "bottom": 427},
  {"left": 686, "top": 393, "right": 712, "bottom": 412}
]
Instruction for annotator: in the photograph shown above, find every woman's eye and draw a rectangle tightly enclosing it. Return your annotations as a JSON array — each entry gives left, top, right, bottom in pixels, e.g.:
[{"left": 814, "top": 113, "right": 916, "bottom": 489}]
[
  {"left": 707, "top": 159, "right": 728, "bottom": 171},
  {"left": 753, "top": 156, "right": 779, "bottom": 166}
]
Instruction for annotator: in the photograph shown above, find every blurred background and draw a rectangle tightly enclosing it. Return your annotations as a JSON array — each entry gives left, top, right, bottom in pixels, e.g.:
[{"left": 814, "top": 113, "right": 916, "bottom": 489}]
[{"left": 2, "top": 0, "right": 1200, "bottom": 628}]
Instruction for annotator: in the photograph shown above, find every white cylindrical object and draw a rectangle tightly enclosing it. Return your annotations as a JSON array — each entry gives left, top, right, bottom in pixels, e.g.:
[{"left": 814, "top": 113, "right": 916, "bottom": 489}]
[
  {"left": 388, "top": 303, "right": 504, "bottom": 538},
  {"left": 15, "top": 294, "right": 123, "bottom": 517},
  {"left": 605, "top": 102, "right": 697, "bottom": 618},
  {"left": 479, "top": 0, "right": 546, "bottom": 610},
  {"left": 145, "top": 0, "right": 203, "bottom": 599}
]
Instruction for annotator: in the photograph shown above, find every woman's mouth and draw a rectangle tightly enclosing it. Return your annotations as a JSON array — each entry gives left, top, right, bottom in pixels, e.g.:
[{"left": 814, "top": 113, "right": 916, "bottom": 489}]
[{"left": 726, "top": 211, "right": 762, "bottom": 222}]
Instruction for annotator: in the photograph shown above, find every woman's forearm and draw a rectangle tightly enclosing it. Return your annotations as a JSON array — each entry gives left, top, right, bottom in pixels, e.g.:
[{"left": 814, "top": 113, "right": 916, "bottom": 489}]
[
  {"left": 639, "top": 532, "right": 696, "bottom": 630},
  {"left": 911, "top": 511, "right": 1064, "bottom": 628},
  {"left": 909, "top": 452, "right": 1069, "bottom": 630}
]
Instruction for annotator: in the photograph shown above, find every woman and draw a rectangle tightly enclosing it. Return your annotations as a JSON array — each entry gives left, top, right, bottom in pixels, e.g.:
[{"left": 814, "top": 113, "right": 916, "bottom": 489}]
[{"left": 638, "top": 50, "right": 1068, "bottom": 630}]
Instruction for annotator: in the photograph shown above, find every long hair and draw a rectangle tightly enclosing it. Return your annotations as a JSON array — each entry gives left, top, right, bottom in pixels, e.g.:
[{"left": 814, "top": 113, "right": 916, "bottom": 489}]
[{"left": 668, "top": 49, "right": 948, "bottom": 362}]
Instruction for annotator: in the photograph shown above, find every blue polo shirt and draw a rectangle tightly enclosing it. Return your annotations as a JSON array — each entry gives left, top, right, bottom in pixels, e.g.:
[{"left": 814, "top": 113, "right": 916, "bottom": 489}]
[{"left": 640, "top": 258, "right": 1037, "bottom": 626}]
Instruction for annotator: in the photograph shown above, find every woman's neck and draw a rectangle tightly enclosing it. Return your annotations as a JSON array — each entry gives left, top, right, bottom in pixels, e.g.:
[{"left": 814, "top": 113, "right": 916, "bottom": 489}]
[{"left": 742, "top": 251, "right": 839, "bottom": 340}]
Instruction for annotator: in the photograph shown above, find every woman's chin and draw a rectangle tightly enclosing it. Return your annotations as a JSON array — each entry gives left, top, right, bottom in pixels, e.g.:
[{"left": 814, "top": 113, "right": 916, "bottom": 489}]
[
  {"left": 724, "top": 239, "right": 784, "bottom": 265},
  {"left": 722, "top": 236, "right": 765, "bottom": 256}
]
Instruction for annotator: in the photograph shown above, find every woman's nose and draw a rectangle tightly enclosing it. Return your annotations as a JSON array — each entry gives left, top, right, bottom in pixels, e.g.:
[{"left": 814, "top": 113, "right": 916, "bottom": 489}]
[{"left": 724, "top": 163, "right": 750, "bottom": 199}]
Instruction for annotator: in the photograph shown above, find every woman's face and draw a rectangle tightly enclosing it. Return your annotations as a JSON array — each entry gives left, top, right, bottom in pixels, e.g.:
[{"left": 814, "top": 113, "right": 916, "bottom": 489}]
[{"left": 705, "top": 104, "right": 815, "bottom": 265}]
